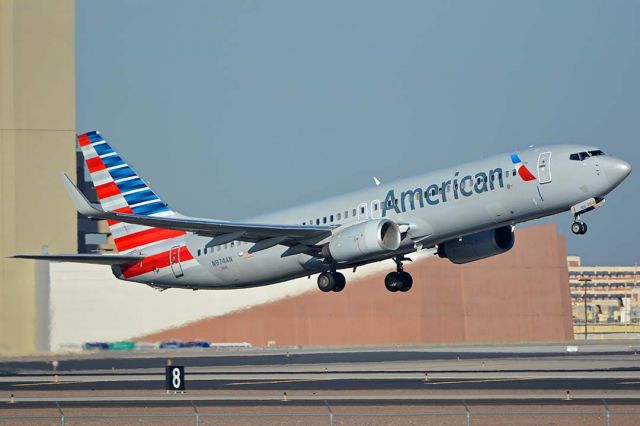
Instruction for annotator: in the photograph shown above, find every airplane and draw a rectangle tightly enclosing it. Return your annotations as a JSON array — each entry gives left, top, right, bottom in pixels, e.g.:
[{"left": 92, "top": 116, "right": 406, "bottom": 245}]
[{"left": 15, "top": 131, "right": 631, "bottom": 293}]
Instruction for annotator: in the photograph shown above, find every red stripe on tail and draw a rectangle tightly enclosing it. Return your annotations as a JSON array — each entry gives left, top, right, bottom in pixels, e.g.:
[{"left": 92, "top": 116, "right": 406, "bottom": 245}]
[
  {"left": 77, "top": 134, "right": 91, "bottom": 147},
  {"left": 86, "top": 156, "right": 106, "bottom": 173},
  {"left": 114, "top": 228, "right": 186, "bottom": 252},
  {"left": 95, "top": 181, "right": 120, "bottom": 199}
]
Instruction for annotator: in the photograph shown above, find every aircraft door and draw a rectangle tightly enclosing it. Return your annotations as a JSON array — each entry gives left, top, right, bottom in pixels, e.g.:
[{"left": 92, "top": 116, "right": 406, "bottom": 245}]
[
  {"left": 537, "top": 152, "right": 552, "bottom": 184},
  {"left": 357, "top": 202, "right": 368, "bottom": 222},
  {"left": 170, "top": 246, "right": 184, "bottom": 278}
]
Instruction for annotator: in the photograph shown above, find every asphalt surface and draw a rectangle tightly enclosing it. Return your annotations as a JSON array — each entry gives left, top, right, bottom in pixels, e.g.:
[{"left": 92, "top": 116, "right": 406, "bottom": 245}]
[
  {"left": 2, "top": 377, "right": 640, "bottom": 392},
  {"left": 2, "top": 343, "right": 640, "bottom": 409}
]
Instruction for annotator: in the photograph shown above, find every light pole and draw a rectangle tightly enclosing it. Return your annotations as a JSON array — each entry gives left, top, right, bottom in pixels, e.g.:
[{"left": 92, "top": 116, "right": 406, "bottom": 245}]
[{"left": 579, "top": 277, "right": 592, "bottom": 340}]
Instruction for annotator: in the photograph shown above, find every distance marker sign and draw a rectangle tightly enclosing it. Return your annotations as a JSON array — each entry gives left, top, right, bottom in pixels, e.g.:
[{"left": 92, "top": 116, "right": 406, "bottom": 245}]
[{"left": 165, "top": 366, "right": 185, "bottom": 391}]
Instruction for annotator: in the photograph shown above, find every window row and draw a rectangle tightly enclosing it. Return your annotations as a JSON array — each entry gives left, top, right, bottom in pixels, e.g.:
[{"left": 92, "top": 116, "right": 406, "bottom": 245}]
[{"left": 197, "top": 240, "right": 245, "bottom": 257}]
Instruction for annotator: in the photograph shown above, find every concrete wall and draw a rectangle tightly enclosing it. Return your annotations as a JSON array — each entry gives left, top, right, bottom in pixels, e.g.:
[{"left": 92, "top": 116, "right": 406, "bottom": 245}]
[
  {"left": 140, "top": 224, "right": 574, "bottom": 345},
  {"left": 0, "top": 0, "right": 76, "bottom": 355}
]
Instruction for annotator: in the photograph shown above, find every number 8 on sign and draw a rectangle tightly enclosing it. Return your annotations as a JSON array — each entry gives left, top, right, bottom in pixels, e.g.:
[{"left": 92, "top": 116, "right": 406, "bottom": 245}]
[{"left": 165, "top": 366, "right": 185, "bottom": 391}]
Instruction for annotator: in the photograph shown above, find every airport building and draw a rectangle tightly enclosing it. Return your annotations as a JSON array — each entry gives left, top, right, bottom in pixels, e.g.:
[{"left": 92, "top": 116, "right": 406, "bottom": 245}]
[{"left": 568, "top": 256, "right": 640, "bottom": 338}]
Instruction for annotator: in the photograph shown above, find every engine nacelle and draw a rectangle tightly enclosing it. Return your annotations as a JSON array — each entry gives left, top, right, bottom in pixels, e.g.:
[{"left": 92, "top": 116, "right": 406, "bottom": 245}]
[
  {"left": 437, "top": 226, "right": 514, "bottom": 264},
  {"left": 324, "top": 219, "right": 401, "bottom": 263}
]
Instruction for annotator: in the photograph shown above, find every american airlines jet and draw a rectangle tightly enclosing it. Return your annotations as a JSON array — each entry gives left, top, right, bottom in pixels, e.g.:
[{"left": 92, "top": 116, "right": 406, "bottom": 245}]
[{"left": 16, "top": 132, "right": 631, "bottom": 293}]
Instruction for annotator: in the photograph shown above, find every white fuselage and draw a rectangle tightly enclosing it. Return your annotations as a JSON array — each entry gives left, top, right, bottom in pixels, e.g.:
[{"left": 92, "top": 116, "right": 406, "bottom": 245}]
[{"left": 119, "top": 144, "right": 628, "bottom": 289}]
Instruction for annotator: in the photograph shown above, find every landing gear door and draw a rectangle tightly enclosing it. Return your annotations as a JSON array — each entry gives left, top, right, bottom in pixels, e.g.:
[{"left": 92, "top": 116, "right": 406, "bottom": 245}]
[
  {"left": 170, "top": 246, "right": 184, "bottom": 278},
  {"left": 537, "top": 152, "right": 552, "bottom": 184}
]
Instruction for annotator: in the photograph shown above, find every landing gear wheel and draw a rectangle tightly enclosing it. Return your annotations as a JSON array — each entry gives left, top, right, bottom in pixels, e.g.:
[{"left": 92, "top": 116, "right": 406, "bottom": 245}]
[
  {"left": 580, "top": 222, "right": 588, "bottom": 234},
  {"left": 332, "top": 272, "right": 346, "bottom": 292},
  {"left": 398, "top": 272, "right": 413, "bottom": 292},
  {"left": 317, "top": 272, "right": 336, "bottom": 292},
  {"left": 384, "top": 272, "right": 402, "bottom": 292},
  {"left": 572, "top": 221, "right": 587, "bottom": 235}
]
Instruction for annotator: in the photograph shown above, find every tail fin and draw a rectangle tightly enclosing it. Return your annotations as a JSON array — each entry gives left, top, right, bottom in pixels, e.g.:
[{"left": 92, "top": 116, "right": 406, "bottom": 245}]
[{"left": 77, "top": 131, "right": 185, "bottom": 253}]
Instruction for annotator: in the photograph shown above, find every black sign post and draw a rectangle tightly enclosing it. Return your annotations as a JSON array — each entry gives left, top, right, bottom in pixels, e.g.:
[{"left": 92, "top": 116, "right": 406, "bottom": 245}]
[{"left": 165, "top": 366, "right": 185, "bottom": 392}]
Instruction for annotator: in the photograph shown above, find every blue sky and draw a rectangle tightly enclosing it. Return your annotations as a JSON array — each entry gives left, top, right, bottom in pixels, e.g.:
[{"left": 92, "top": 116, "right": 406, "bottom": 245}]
[{"left": 77, "top": 0, "right": 639, "bottom": 265}]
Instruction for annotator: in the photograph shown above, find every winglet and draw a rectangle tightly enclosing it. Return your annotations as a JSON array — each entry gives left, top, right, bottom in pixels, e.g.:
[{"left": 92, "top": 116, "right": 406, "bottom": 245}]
[{"left": 59, "top": 172, "right": 106, "bottom": 217}]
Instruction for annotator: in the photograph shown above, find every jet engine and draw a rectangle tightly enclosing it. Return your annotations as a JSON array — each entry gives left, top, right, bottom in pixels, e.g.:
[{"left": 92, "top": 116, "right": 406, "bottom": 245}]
[
  {"left": 437, "top": 226, "right": 514, "bottom": 264},
  {"left": 324, "top": 219, "right": 401, "bottom": 263}
]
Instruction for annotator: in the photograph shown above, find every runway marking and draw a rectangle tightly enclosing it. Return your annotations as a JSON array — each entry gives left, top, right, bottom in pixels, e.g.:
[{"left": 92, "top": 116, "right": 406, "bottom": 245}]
[
  {"left": 12, "top": 381, "right": 85, "bottom": 387},
  {"left": 226, "top": 378, "right": 330, "bottom": 386},
  {"left": 425, "top": 377, "right": 536, "bottom": 386}
]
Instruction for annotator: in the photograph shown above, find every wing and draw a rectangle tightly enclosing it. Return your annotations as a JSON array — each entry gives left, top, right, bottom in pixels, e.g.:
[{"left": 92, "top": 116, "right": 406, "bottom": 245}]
[
  {"left": 11, "top": 254, "right": 145, "bottom": 265},
  {"left": 60, "top": 173, "right": 333, "bottom": 254}
]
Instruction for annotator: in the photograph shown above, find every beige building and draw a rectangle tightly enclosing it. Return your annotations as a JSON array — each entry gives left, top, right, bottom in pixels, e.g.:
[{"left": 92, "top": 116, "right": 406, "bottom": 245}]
[
  {"left": 0, "top": 0, "right": 76, "bottom": 355},
  {"left": 568, "top": 256, "right": 640, "bottom": 338}
]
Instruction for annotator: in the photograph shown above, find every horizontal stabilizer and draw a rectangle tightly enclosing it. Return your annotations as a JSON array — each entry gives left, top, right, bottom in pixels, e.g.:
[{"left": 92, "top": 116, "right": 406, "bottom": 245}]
[{"left": 11, "top": 254, "right": 144, "bottom": 265}]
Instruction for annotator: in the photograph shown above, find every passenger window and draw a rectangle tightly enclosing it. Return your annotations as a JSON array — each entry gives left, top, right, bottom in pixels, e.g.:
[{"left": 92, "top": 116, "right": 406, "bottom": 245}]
[
  {"left": 345, "top": 210, "right": 349, "bottom": 218},
  {"left": 302, "top": 222, "right": 306, "bottom": 225},
  {"left": 197, "top": 249, "right": 201, "bottom": 257},
  {"left": 352, "top": 209, "right": 356, "bottom": 216},
  {"left": 316, "top": 219, "right": 320, "bottom": 225},
  {"left": 323, "top": 217, "right": 327, "bottom": 224},
  {"left": 337, "top": 213, "right": 341, "bottom": 220},
  {"left": 373, "top": 203, "right": 378, "bottom": 211},
  {"left": 330, "top": 215, "right": 334, "bottom": 222},
  {"left": 231, "top": 241, "right": 234, "bottom": 248},
  {"left": 204, "top": 247, "right": 208, "bottom": 254},
  {"left": 512, "top": 169, "right": 516, "bottom": 175}
]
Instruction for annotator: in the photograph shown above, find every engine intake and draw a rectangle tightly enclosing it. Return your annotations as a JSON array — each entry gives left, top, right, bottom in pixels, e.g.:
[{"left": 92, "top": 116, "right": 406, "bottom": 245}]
[
  {"left": 325, "top": 219, "right": 401, "bottom": 263},
  {"left": 437, "top": 226, "right": 514, "bottom": 264}
]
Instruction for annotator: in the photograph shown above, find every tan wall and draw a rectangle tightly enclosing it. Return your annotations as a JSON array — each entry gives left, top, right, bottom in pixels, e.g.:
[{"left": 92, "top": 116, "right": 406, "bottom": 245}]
[
  {"left": 0, "top": 0, "right": 76, "bottom": 355},
  {"left": 141, "top": 224, "right": 574, "bottom": 346}
]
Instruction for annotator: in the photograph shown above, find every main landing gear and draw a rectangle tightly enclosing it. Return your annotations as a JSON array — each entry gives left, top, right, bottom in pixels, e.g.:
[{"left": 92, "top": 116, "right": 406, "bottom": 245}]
[
  {"left": 384, "top": 256, "right": 413, "bottom": 292},
  {"left": 317, "top": 271, "right": 346, "bottom": 292},
  {"left": 571, "top": 215, "right": 588, "bottom": 235}
]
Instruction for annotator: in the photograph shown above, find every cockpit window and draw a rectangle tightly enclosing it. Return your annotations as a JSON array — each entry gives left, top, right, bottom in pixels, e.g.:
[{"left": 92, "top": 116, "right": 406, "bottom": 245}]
[
  {"left": 569, "top": 150, "right": 605, "bottom": 161},
  {"left": 570, "top": 152, "right": 588, "bottom": 161}
]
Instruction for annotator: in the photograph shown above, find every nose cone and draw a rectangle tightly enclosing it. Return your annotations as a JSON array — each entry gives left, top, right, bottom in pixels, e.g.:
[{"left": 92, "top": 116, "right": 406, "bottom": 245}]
[{"left": 604, "top": 157, "right": 632, "bottom": 188}]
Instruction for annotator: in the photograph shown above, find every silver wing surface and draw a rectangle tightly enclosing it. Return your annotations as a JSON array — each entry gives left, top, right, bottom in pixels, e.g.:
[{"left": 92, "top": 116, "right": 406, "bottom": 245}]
[{"left": 60, "top": 173, "right": 333, "bottom": 254}]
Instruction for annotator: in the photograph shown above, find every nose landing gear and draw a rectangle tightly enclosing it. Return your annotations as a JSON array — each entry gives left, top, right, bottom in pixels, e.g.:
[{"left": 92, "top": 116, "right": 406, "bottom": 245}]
[
  {"left": 571, "top": 220, "right": 587, "bottom": 235},
  {"left": 571, "top": 212, "right": 588, "bottom": 235}
]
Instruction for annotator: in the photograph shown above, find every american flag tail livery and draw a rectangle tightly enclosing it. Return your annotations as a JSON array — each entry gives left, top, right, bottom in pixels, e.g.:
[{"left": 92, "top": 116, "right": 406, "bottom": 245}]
[{"left": 77, "top": 131, "right": 187, "bottom": 254}]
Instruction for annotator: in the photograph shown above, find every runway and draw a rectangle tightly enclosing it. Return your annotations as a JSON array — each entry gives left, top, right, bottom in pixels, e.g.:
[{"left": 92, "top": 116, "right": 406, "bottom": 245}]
[{"left": 2, "top": 342, "right": 640, "bottom": 424}]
